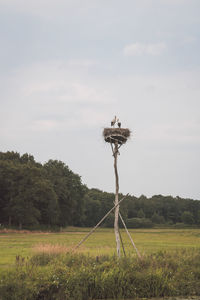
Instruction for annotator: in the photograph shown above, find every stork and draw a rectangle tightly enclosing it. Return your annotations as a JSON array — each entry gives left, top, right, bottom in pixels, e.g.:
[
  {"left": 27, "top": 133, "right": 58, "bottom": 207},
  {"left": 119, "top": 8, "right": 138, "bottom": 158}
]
[
  {"left": 111, "top": 116, "right": 117, "bottom": 127},
  {"left": 117, "top": 118, "right": 121, "bottom": 128}
]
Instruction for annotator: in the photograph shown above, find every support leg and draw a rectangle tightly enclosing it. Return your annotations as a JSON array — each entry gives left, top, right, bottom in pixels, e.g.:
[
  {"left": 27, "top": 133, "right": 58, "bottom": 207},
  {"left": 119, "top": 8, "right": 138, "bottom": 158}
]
[
  {"left": 119, "top": 212, "right": 142, "bottom": 259},
  {"left": 73, "top": 194, "right": 129, "bottom": 251}
]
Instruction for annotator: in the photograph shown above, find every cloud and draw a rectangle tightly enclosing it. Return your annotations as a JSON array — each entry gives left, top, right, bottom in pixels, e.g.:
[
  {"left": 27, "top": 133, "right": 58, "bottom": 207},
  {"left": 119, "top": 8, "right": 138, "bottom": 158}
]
[
  {"left": 31, "top": 108, "right": 112, "bottom": 132},
  {"left": 0, "top": 0, "right": 76, "bottom": 19},
  {"left": 182, "top": 36, "right": 197, "bottom": 44},
  {"left": 123, "top": 42, "right": 166, "bottom": 56},
  {"left": 0, "top": 59, "right": 116, "bottom": 135},
  {"left": 16, "top": 60, "right": 114, "bottom": 106},
  {"left": 32, "top": 120, "right": 59, "bottom": 131},
  {"left": 68, "top": 59, "right": 98, "bottom": 68},
  {"left": 138, "top": 121, "right": 200, "bottom": 145}
]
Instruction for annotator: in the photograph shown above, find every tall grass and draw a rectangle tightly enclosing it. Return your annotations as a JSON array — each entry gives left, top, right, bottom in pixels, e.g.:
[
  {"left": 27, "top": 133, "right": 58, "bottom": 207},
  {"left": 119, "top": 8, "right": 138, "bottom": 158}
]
[{"left": 1, "top": 249, "right": 200, "bottom": 300}]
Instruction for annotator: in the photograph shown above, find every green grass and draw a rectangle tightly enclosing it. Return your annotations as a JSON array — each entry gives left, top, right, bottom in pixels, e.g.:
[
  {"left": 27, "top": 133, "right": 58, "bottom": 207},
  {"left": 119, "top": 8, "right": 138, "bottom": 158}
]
[
  {"left": 1, "top": 228, "right": 200, "bottom": 299},
  {"left": 1, "top": 249, "right": 200, "bottom": 299},
  {"left": 0, "top": 228, "right": 200, "bottom": 269}
]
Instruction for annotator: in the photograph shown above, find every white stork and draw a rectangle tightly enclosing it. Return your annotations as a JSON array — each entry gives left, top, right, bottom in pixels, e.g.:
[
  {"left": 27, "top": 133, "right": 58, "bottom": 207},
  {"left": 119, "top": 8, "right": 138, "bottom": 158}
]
[
  {"left": 111, "top": 116, "right": 117, "bottom": 127},
  {"left": 117, "top": 119, "right": 121, "bottom": 128}
]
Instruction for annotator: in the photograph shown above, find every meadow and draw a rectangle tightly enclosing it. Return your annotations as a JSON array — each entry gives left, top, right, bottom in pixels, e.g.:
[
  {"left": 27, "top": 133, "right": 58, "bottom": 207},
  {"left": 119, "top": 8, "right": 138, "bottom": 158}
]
[
  {"left": 1, "top": 227, "right": 200, "bottom": 268},
  {"left": 1, "top": 228, "right": 200, "bottom": 299}
]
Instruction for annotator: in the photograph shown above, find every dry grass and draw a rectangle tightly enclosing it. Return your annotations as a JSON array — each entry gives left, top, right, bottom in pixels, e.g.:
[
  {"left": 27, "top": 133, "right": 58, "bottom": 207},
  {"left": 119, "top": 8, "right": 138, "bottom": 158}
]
[
  {"left": 33, "top": 243, "right": 87, "bottom": 254},
  {"left": 33, "top": 243, "right": 72, "bottom": 254}
]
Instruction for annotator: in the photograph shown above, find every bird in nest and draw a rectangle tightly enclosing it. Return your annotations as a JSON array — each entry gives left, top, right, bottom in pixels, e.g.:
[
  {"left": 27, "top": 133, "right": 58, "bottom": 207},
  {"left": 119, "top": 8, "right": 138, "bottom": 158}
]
[
  {"left": 117, "top": 119, "right": 121, "bottom": 128},
  {"left": 111, "top": 116, "right": 117, "bottom": 127}
]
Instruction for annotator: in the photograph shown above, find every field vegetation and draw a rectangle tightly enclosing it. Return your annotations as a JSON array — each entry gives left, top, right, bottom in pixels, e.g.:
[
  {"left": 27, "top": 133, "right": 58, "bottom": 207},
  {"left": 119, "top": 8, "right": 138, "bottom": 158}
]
[
  {"left": 0, "top": 228, "right": 200, "bottom": 299},
  {"left": 0, "top": 228, "right": 200, "bottom": 269}
]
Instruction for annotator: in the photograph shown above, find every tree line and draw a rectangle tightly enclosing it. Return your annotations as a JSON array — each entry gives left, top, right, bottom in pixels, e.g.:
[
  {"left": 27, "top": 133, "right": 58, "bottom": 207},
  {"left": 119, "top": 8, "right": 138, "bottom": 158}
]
[{"left": 0, "top": 151, "right": 200, "bottom": 229}]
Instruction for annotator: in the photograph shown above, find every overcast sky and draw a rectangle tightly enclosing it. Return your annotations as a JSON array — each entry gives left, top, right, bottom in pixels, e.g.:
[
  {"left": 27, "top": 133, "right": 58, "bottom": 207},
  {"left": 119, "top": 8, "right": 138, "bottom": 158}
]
[{"left": 1, "top": 0, "right": 200, "bottom": 199}]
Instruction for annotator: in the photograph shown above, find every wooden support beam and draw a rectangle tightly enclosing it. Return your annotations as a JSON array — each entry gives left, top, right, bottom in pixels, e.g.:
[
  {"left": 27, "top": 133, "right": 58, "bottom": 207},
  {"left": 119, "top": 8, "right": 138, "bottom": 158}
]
[
  {"left": 73, "top": 194, "right": 129, "bottom": 251},
  {"left": 119, "top": 212, "right": 142, "bottom": 259},
  {"left": 119, "top": 228, "right": 126, "bottom": 257}
]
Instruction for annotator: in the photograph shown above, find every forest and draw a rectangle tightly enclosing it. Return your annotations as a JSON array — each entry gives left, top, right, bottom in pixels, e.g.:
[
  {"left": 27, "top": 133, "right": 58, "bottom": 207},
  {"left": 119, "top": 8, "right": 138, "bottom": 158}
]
[{"left": 0, "top": 151, "right": 200, "bottom": 229}]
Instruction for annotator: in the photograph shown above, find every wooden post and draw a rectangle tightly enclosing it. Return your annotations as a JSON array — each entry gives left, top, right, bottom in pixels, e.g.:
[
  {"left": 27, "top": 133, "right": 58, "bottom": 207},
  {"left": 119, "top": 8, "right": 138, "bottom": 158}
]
[{"left": 114, "top": 142, "right": 120, "bottom": 258}]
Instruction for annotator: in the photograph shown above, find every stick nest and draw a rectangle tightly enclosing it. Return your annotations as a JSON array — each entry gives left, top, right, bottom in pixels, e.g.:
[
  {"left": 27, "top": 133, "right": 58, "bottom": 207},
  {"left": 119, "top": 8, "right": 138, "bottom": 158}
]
[{"left": 103, "top": 128, "right": 131, "bottom": 144}]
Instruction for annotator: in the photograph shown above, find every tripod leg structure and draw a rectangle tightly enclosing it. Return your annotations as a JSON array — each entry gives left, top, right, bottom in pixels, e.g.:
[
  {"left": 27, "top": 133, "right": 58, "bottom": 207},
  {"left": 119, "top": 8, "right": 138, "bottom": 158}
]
[
  {"left": 73, "top": 194, "right": 129, "bottom": 251},
  {"left": 119, "top": 212, "right": 142, "bottom": 259}
]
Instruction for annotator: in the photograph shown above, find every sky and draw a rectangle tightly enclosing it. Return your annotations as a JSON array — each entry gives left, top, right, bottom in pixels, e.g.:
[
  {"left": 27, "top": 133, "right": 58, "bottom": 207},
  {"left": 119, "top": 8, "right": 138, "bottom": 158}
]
[{"left": 0, "top": 0, "right": 200, "bottom": 200}]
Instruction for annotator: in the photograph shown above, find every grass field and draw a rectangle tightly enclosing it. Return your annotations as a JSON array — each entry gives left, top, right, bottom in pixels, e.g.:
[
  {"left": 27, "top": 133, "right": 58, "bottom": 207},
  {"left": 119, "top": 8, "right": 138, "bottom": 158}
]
[
  {"left": 1, "top": 227, "right": 200, "bottom": 269},
  {"left": 1, "top": 228, "right": 200, "bottom": 299}
]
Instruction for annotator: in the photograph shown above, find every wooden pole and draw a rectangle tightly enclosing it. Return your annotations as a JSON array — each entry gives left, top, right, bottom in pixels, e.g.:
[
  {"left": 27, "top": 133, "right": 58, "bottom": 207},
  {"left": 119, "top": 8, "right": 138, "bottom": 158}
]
[
  {"left": 119, "top": 228, "right": 126, "bottom": 257},
  {"left": 112, "top": 199, "right": 126, "bottom": 257},
  {"left": 73, "top": 194, "right": 129, "bottom": 251},
  {"left": 119, "top": 212, "right": 142, "bottom": 259},
  {"left": 114, "top": 142, "right": 120, "bottom": 258}
]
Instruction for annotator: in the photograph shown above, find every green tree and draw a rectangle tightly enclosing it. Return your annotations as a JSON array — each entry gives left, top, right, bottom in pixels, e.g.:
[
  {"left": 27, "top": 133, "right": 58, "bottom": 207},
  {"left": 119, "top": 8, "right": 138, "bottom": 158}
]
[
  {"left": 137, "top": 208, "right": 145, "bottom": 218},
  {"left": 181, "top": 211, "right": 194, "bottom": 225},
  {"left": 0, "top": 160, "right": 19, "bottom": 226},
  {"left": 151, "top": 212, "right": 165, "bottom": 224},
  {"left": 0, "top": 152, "right": 59, "bottom": 228},
  {"left": 84, "top": 195, "right": 101, "bottom": 227},
  {"left": 44, "top": 160, "right": 85, "bottom": 227},
  {"left": 197, "top": 210, "right": 200, "bottom": 225}
]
